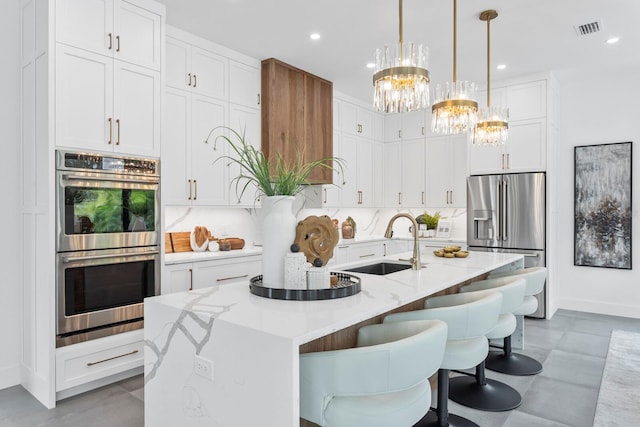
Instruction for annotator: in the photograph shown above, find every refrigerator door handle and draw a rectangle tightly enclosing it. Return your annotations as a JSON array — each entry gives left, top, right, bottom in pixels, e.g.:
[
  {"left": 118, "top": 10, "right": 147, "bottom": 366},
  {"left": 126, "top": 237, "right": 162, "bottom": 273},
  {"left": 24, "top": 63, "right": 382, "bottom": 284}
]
[
  {"left": 496, "top": 180, "right": 502, "bottom": 241},
  {"left": 502, "top": 180, "right": 508, "bottom": 241},
  {"left": 523, "top": 253, "right": 539, "bottom": 257}
]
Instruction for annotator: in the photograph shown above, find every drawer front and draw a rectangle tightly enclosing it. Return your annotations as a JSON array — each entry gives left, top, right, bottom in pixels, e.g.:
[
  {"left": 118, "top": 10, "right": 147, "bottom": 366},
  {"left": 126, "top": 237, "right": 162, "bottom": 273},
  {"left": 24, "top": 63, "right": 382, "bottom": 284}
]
[
  {"left": 193, "top": 256, "right": 261, "bottom": 288},
  {"left": 56, "top": 331, "right": 144, "bottom": 391},
  {"left": 348, "top": 243, "right": 383, "bottom": 262}
]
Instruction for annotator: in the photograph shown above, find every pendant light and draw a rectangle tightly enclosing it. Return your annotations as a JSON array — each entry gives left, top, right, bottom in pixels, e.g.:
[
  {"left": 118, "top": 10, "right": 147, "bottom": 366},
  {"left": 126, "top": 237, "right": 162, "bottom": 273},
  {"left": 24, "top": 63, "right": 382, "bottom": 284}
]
[
  {"left": 373, "top": 0, "right": 430, "bottom": 113},
  {"left": 473, "top": 9, "right": 509, "bottom": 145},
  {"left": 431, "top": 0, "right": 478, "bottom": 135}
]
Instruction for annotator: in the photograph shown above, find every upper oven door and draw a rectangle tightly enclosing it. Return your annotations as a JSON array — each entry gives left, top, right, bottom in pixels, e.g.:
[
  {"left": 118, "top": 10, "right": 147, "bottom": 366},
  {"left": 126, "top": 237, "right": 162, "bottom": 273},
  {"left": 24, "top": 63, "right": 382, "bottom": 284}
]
[{"left": 56, "top": 170, "right": 160, "bottom": 252}]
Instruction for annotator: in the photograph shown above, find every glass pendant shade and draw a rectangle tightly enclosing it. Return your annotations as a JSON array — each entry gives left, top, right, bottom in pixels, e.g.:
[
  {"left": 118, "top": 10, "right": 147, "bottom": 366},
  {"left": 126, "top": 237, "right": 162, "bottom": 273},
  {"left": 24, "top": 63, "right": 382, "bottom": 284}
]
[
  {"left": 373, "top": 0, "right": 430, "bottom": 113},
  {"left": 473, "top": 9, "right": 509, "bottom": 146},
  {"left": 431, "top": 0, "right": 478, "bottom": 135}
]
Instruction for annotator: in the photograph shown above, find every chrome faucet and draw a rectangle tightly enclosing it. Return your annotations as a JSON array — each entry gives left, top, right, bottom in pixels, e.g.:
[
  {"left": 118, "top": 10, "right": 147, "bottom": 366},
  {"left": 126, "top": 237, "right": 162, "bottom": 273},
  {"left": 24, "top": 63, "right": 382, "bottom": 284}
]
[{"left": 384, "top": 213, "right": 422, "bottom": 270}]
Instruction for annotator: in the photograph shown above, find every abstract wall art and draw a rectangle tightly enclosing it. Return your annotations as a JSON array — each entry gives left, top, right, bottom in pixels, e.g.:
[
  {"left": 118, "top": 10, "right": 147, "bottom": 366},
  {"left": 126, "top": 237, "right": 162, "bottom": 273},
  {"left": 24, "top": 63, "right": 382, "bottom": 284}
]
[{"left": 574, "top": 141, "right": 632, "bottom": 269}]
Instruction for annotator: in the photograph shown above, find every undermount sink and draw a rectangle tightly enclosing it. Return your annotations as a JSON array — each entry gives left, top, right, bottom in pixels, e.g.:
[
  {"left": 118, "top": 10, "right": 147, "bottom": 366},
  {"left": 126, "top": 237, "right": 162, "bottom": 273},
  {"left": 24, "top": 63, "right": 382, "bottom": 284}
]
[{"left": 344, "top": 262, "right": 412, "bottom": 276}]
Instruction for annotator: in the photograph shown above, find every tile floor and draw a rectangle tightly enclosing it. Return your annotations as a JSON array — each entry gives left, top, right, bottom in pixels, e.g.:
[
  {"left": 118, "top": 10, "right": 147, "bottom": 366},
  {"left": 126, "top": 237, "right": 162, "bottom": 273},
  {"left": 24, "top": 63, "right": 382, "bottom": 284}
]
[{"left": 1, "top": 309, "right": 639, "bottom": 427}]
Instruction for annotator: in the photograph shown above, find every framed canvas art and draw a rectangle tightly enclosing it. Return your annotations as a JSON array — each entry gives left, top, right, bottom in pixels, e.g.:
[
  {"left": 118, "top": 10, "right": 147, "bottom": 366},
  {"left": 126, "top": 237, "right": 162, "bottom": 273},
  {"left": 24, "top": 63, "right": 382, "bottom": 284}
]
[{"left": 574, "top": 142, "right": 632, "bottom": 269}]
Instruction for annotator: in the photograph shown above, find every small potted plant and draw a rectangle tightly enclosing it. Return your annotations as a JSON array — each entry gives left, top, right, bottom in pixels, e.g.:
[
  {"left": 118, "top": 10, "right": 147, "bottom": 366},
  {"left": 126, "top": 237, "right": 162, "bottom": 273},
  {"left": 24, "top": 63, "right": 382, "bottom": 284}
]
[{"left": 417, "top": 211, "right": 441, "bottom": 237}]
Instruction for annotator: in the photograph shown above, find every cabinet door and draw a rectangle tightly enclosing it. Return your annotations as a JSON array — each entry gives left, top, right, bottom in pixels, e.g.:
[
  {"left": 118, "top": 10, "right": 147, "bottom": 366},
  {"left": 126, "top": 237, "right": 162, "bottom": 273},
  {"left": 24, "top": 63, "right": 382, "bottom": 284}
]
[
  {"left": 56, "top": 0, "right": 113, "bottom": 56},
  {"left": 55, "top": 44, "right": 113, "bottom": 151},
  {"left": 229, "top": 104, "right": 261, "bottom": 206},
  {"left": 384, "top": 113, "right": 402, "bottom": 141},
  {"left": 339, "top": 101, "right": 358, "bottom": 135},
  {"left": 402, "top": 110, "right": 427, "bottom": 140},
  {"left": 193, "top": 258, "right": 261, "bottom": 289},
  {"left": 113, "top": 0, "right": 162, "bottom": 70},
  {"left": 163, "top": 263, "right": 193, "bottom": 294},
  {"left": 113, "top": 61, "right": 160, "bottom": 156},
  {"left": 191, "top": 46, "right": 228, "bottom": 101},
  {"left": 427, "top": 136, "right": 450, "bottom": 207},
  {"left": 357, "top": 139, "right": 374, "bottom": 207},
  {"left": 402, "top": 139, "right": 426, "bottom": 207},
  {"left": 468, "top": 140, "right": 503, "bottom": 175},
  {"left": 163, "top": 88, "right": 191, "bottom": 205},
  {"left": 229, "top": 60, "right": 260, "bottom": 108},
  {"left": 449, "top": 135, "right": 468, "bottom": 207},
  {"left": 372, "top": 141, "right": 384, "bottom": 207},
  {"left": 165, "top": 37, "right": 190, "bottom": 90},
  {"left": 340, "top": 134, "right": 359, "bottom": 206},
  {"left": 383, "top": 142, "right": 403, "bottom": 208},
  {"left": 506, "top": 80, "right": 546, "bottom": 121},
  {"left": 190, "top": 95, "right": 228, "bottom": 205},
  {"left": 357, "top": 108, "right": 374, "bottom": 139},
  {"left": 506, "top": 119, "right": 546, "bottom": 171},
  {"left": 322, "top": 131, "right": 343, "bottom": 208},
  {"left": 305, "top": 74, "right": 333, "bottom": 183}
]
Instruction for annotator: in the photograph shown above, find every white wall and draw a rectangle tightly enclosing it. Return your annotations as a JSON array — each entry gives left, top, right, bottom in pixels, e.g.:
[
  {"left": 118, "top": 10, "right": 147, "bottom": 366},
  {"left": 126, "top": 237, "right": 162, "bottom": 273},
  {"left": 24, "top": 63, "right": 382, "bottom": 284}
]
[
  {"left": 0, "top": 0, "right": 23, "bottom": 389},
  {"left": 553, "top": 66, "right": 640, "bottom": 318}
]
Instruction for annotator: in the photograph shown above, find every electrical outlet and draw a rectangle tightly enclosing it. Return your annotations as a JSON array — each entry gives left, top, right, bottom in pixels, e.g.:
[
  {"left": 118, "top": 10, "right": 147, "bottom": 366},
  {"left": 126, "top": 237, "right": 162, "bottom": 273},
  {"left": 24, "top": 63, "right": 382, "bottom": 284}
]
[{"left": 194, "top": 355, "right": 214, "bottom": 381}]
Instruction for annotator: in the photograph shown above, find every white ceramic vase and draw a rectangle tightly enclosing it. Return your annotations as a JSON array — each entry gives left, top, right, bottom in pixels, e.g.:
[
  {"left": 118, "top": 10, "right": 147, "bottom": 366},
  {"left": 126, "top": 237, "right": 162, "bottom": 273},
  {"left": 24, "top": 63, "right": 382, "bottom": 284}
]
[{"left": 261, "top": 196, "right": 297, "bottom": 288}]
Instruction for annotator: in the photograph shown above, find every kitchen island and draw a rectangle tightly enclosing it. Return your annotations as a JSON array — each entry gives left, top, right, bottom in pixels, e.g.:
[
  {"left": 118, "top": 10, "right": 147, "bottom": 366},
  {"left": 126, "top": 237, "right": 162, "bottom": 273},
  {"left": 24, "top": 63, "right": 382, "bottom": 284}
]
[{"left": 144, "top": 250, "right": 523, "bottom": 426}]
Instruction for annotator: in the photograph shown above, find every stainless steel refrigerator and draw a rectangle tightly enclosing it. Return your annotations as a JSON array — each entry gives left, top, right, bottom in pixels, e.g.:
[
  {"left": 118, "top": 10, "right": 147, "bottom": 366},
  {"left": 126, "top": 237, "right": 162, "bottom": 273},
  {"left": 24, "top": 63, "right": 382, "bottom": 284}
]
[{"left": 467, "top": 172, "right": 546, "bottom": 318}]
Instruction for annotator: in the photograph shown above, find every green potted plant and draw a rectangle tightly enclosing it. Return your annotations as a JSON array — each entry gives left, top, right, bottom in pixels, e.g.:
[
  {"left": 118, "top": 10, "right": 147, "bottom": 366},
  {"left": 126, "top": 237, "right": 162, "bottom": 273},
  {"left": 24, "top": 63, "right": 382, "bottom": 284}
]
[{"left": 417, "top": 211, "right": 441, "bottom": 237}]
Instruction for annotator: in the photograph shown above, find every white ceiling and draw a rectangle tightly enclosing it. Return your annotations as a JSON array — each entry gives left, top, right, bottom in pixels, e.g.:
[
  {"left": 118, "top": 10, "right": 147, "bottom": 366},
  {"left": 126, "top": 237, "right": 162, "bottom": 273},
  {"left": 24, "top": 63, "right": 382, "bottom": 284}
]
[{"left": 156, "top": 0, "right": 640, "bottom": 103}]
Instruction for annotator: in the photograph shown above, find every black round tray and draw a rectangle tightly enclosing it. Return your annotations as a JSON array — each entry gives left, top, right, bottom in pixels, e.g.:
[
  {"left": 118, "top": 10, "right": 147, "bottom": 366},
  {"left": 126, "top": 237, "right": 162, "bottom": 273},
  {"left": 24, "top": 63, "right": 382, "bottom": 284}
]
[{"left": 249, "top": 272, "right": 361, "bottom": 301}]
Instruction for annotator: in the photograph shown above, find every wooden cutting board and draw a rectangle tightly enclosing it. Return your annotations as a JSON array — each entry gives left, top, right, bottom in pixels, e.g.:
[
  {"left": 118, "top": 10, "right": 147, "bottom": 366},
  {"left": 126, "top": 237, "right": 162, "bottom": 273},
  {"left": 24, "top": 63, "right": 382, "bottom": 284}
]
[{"left": 165, "top": 232, "right": 191, "bottom": 253}]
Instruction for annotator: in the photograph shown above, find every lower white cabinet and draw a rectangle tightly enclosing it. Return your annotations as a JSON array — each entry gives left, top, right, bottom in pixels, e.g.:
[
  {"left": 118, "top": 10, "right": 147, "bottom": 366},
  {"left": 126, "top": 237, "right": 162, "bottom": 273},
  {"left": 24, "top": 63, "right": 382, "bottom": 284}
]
[
  {"left": 56, "top": 329, "right": 144, "bottom": 392},
  {"left": 163, "top": 255, "right": 261, "bottom": 294},
  {"left": 384, "top": 240, "right": 411, "bottom": 256},
  {"left": 349, "top": 242, "right": 384, "bottom": 262}
]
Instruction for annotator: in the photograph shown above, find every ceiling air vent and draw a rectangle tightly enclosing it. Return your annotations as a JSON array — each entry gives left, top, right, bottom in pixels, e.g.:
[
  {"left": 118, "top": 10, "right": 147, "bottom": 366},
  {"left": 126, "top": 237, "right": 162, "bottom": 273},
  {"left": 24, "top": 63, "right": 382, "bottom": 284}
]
[{"left": 574, "top": 21, "right": 601, "bottom": 36}]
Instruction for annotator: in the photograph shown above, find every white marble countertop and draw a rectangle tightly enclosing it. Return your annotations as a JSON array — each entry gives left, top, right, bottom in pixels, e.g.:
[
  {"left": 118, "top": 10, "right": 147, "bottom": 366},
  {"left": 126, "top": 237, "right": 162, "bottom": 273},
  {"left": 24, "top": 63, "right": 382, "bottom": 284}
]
[{"left": 151, "top": 250, "right": 519, "bottom": 345}]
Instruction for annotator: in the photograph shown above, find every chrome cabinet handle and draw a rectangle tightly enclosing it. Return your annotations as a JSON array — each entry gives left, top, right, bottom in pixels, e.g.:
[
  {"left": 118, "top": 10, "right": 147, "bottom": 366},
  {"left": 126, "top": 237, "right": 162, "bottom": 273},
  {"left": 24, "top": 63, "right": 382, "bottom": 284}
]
[
  {"left": 87, "top": 350, "right": 138, "bottom": 366},
  {"left": 108, "top": 33, "right": 112, "bottom": 50},
  {"left": 187, "top": 73, "right": 192, "bottom": 87},
  {"left": 193, "top": 74, "right": 197, "bottom": 88},
  {"left": 108, "top": 118, "right": 112, "bottom": 144},
  {"left": 194, "top": 180, "right": 198, "bottom": 200},
  {"left": 115, "top": 119, "right": 120, "bottom": 145},
  {"left": 188, "top": 268, "right": 193, "bottom": 291},
  {"left": 217, "top": 274, "right": 248, "bottom": 282},
  {"left": 188, "top": 179, "right": 192, "bottom": 200},
  {"left": 115, "top": 35, "right": 120, "bottom": 52}
]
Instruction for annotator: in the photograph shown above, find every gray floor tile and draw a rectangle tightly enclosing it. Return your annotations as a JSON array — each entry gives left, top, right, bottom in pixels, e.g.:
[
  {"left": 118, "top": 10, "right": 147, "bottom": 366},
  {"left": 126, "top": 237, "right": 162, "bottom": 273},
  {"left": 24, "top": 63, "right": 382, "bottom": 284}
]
[
  {"left": 446, "top": 398, "right": 511, "bottom": 426},
  {"left": 519, "top": 376, "right": 599, "bottom": 427},
  {"left": 540, "top": 349, "right": 605, "bottom": 388},
  {"left": 556, "top": 331, "right": 611, "bottom": 358},
  {"left": 503, "top": 410, "right": 572, "bottom": 427},
  {"left": 526, "top": 314, "right": 572, "bottom": 332},
  {"left": 117, "top": 374, "right": 144, "bottom": 393},
  {"left": 520, "top": 324, "right": 565, "bottom": 350}
]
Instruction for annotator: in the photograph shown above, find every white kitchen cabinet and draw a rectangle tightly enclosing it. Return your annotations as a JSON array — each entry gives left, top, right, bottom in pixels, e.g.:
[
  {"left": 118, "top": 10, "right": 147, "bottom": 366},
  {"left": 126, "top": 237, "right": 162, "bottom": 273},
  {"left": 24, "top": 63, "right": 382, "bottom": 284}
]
[
  {"left": 163, "top": 88, "right": 228, "bottom": 205},
  {"left": 402, "top": 139, "right": 427, "bottom": 207},
  {"left": 55, "top": 43, "right": 160, "bottom": 156},
  {"left": 384, "top": 110, "right": 427, "bottom": 141},
  {"left": 469, "top": 79, "right": 548, "bottom": 175},
  {"left": 384, "top": 113, "right": 403, "bottom": 142},
  {"left": 427, "top": 135, "right": 467, "bottom": 207},
  {"left": 341, "top": 134, "right": 374, "bottom": 207},
  {"left": 349, "top": 242, "right": 384, "bottom": 262},
  {"left": 163, "top": 263, "right": 193, "bottom": 294},
  {"left": 56, "top": 0, "right": 162, "bottom": 71},
  {"left": 372, "top": 141, "right": 384, "bottom": 207},
  {"left": 166, "top": 36, "right": 228, "bottom": 101},
  {"left": 383, "top": 142, "right": 403, "bottom": 207},
  {"left": 193, "top": 256, "right": 261, "bottom": 289},
  {"left": 229, "top": 60, "right": 261, "bottom": 108},
  {"left": 340, "top": 100, "right": 374, "bottom": 138},
  {"left": 384, "top": 240, "right": 411, "bottom": 256},
  {"left": 228, "top": 104, "right": 261, "bottom": 206}
]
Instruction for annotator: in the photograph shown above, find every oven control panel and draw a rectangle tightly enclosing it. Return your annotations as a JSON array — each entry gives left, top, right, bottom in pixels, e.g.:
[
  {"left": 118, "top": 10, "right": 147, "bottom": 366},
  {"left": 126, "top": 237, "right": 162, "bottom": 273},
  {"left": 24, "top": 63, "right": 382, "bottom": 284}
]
[{"left": 58, "top": 151, "right": 158, "bottom": 176}]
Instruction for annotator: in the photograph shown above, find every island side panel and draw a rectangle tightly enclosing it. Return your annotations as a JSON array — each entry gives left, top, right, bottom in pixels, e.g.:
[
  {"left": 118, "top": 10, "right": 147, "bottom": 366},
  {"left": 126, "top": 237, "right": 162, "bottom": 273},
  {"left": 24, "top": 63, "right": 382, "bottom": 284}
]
[{"left": 144, "top": 298, "right": 298, "bottom": 427}]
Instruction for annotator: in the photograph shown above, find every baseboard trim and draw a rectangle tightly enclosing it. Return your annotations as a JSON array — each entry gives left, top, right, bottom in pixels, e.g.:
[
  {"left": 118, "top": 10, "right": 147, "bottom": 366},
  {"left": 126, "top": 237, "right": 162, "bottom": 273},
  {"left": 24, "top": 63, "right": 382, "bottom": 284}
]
[
  {"left": 557, "top": 298, "right": 640, "bottom": 319},
  {"left": 56, "top": 366, "right": 143, "bottom": 401}
]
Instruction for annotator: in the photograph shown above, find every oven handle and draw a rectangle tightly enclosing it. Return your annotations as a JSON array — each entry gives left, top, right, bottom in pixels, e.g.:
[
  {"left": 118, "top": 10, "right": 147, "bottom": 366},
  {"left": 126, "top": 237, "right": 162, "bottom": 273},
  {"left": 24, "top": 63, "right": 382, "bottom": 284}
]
[
  {"left": 62, "top": 250, "right": 159, "bottom": 263},
  {"left": 62, "top": 173, "right": 159, "bottom": 185}
]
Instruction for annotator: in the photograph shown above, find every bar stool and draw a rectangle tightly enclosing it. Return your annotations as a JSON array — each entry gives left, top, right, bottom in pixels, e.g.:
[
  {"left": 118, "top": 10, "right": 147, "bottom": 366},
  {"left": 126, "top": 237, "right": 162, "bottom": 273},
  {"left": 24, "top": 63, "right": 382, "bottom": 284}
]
[
  {"left": 383, "top": 291, "right": 503, "bottom": 427},
  {"left": 485, "top": 267, "right": 548, "bottom": 375},
  {"left": 448, "top": 277, "right": 526, "bottom": 412},
  {"left": 299, "top": 319, "right": 447, "bottom": 427}
]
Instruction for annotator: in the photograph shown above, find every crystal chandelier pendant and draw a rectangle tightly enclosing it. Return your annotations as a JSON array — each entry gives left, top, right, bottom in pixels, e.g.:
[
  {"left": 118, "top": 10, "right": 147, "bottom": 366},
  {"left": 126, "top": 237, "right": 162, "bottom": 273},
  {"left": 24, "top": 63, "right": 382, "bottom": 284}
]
[
  {"left": 431, "top": 0, "right": 478, "bottom": 135},
  {"left": 473, "top": 9, "right": 509, "bottom": 146},
  {"left": 373, "top": 0, "right": 430, "bottom": 113}
]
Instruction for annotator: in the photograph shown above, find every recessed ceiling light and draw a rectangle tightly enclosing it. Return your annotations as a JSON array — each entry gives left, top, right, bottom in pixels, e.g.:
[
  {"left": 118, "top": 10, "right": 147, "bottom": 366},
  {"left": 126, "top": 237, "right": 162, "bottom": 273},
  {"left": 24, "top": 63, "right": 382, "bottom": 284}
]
[
  {"left": 366, "top": 63, "right": 375, "bottom": 69},
  {"left": 606, "top": 37, "right": 620, "bottom": 44},
  {"left": 496, "top": 64, "right": 506, "bottom": 70},
  {"left": 309, "top": 33, "right": 321, "bottom": 40}
]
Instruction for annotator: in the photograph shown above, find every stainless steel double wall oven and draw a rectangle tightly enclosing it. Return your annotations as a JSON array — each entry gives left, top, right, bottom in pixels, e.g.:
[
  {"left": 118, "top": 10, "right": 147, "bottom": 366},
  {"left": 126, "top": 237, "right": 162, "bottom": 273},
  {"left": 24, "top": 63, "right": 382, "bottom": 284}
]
[{"left": 56, "top": 151, "right": 160, "bottom": 346}]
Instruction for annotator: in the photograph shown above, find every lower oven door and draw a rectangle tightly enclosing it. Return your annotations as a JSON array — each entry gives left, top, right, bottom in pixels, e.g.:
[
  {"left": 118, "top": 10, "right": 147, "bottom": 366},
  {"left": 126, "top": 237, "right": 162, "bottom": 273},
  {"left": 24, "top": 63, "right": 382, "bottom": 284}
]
[{"left": 56, "top": 246, "right": 160, "bottom": 337}]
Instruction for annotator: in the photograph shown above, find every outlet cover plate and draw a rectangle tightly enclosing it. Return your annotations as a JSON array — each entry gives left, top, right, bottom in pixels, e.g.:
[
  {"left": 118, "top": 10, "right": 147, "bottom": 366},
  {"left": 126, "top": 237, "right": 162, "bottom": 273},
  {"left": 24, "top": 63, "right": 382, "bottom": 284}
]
[{"left": 194, "top": 355, "right": 214, "bottom": 381}]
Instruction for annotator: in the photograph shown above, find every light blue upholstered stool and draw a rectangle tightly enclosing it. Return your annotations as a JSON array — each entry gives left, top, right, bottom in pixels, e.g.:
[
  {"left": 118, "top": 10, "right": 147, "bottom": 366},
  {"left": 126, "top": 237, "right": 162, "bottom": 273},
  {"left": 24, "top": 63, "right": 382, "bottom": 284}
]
[
  {"left": 486, "top": 267, "right": 548, "bottom": 375},
  {"left": 299, "top": 319, "right": 447, "bottom": 427},
  {"left": 448, "top": 277, "right": 526, "bottom": 412},
  {"left": 384, "top": 291, "right": 503, "bottom": 427}
]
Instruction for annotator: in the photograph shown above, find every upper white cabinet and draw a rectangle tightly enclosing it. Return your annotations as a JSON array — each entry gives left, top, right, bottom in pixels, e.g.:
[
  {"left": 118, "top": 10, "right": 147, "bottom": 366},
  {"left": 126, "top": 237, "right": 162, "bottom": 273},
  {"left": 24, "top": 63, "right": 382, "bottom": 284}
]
[
  {"left": 166, "top": 37, "right": 227, "bottom": 101},
  {"left": 401, "top": 139, "right": 427, "bottom": 207},
  {"left": 427, "top": 135, "right": 467, "bottom": 207},
  {"left": 384, "top": 110, "right": 427, "bottom": 141},
  {"left": 340, "top": 101, "right": 374, "bottom": 138},
  {"left": 383, "top": 142, "right": 403, "bottom": 207},
  {"left": 56, "top": 0, "right": 162, "bottom": 71},
  {"left": 229, "top": 60, "right": 261, "bottom": 108},
  {"left": 469, "top": 78, "right": 550, "bottom": 175},
  {"left": 341, "top": 134, "right": 374, "bottom": 207},
  {"left": 54, "top": 0, "right": 162, "bottom": 156}
]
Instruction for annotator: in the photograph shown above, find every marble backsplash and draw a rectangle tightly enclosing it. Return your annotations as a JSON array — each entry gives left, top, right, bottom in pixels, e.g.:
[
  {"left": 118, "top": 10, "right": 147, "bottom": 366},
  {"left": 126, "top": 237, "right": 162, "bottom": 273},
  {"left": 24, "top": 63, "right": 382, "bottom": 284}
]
[{"left": 164, "top": 199, "right": 467, "bottom": 246}]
